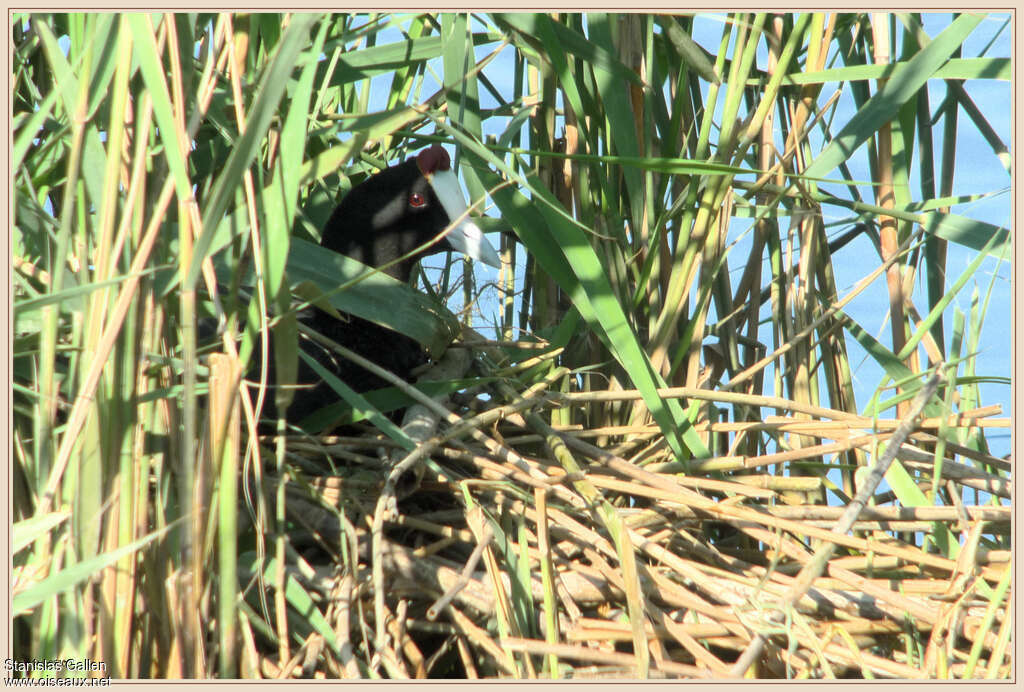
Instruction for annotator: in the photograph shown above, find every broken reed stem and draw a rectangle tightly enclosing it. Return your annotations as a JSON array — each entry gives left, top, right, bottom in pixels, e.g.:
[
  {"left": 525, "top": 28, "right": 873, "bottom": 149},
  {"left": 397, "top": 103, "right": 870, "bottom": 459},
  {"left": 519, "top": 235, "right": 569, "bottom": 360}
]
[{"left": 728, "top": 363, "right": 947, "bottom": 678}]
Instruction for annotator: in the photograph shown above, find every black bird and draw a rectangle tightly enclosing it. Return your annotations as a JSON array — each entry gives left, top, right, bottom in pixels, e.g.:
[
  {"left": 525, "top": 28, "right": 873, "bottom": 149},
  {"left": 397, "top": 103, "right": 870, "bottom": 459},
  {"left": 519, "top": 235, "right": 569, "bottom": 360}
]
[{"left": 269, "top": 145, "right": 501, "bottom": 428}]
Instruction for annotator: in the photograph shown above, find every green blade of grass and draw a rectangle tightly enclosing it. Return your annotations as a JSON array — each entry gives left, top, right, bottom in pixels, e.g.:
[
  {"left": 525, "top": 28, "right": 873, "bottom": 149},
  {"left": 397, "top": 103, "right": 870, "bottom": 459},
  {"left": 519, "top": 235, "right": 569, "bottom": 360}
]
[
  {"left": 799, "top": 13, "right": 985, "bottom": 183},
  {"left": 457, "top": 137, "right": 709, "bottom": 460},
  {"left": 185, "top": 12, "right": 321, "bottom": 291},
  {"left": 14, "top": 523, "right": 175, "bottom": 617}
]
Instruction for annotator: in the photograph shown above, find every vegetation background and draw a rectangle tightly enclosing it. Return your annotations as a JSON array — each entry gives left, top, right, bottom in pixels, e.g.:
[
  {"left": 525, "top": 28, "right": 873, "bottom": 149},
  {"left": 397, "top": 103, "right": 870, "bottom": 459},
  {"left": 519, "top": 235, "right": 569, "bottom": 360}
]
[{"left": 10, "top": 12, "right": 1012, "bottom": 679}]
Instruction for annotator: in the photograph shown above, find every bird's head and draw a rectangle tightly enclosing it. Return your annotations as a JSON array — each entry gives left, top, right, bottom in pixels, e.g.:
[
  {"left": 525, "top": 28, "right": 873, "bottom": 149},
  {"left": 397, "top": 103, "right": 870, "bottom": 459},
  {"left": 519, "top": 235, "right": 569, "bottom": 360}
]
[{"left": 320, "top": 145, "right": 501, "bottom": 281}]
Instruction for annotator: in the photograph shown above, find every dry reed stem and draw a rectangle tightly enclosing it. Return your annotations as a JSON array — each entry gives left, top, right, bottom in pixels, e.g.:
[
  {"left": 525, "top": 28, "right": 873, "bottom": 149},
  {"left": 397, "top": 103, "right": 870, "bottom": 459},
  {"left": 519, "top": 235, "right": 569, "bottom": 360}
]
[
  {"left": 501, "top": 637, "right": 708, "bottom": 678},
  {"left": 240, "top": 336, "right": 1007, "bottom": 680}
]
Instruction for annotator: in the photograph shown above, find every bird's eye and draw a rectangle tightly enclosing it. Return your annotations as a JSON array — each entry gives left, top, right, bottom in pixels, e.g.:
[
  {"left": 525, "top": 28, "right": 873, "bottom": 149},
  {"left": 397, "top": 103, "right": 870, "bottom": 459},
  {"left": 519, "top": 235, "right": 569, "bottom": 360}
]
[{"left": 409, "top": 192, "right": 427, "bottom": 208}]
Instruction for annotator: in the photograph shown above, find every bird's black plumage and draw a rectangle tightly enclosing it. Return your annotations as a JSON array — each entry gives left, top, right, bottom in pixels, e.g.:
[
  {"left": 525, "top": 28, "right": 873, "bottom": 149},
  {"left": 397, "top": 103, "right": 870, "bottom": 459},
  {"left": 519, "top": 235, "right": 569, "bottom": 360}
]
[{"left": 267, "top": 145, "right": 500, "bottom": 429}]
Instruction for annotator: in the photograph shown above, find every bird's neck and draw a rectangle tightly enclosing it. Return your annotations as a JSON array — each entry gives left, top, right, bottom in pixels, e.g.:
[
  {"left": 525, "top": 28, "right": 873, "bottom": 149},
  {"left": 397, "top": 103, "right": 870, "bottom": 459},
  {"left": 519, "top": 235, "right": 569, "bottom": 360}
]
[{"left": 324, "top": 226, "right": 426, "bottom": 284}]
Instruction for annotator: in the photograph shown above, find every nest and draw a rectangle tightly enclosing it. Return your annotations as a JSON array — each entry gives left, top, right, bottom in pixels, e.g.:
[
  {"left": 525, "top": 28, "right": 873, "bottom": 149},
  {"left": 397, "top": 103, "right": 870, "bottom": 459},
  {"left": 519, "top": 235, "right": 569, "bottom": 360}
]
[{"left": 234, "top": 337, "right": 1012, "bottom": 680}]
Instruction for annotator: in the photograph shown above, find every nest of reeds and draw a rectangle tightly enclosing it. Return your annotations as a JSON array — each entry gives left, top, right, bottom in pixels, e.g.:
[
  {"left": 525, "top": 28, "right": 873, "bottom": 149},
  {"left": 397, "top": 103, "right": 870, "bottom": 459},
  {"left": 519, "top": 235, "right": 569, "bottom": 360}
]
[{"left": 235, "top": 334, "right": 1011, "bottom": 680}]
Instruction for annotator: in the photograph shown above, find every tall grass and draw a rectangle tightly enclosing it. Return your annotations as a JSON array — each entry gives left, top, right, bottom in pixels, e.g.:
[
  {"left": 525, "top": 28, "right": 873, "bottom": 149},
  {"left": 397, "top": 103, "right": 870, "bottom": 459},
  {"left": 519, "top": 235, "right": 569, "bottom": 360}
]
[{"left": 11, "top": 12, "right": 1011, "bottom": 679}]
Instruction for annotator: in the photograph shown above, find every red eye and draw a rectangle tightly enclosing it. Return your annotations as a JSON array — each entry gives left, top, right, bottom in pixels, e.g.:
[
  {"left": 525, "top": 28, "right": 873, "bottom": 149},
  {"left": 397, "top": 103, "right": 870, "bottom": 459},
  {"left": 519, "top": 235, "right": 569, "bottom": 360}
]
[{"left": 409, "top": 192, "right": 427, "bottom": 208}]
